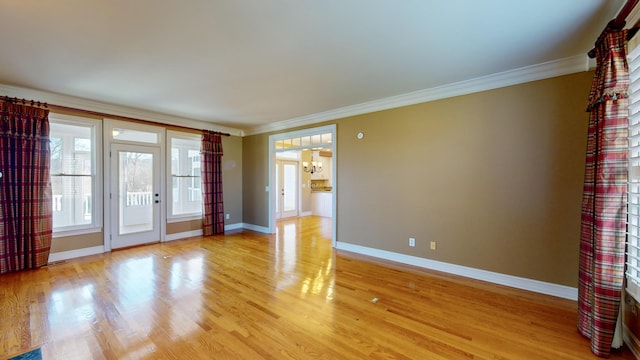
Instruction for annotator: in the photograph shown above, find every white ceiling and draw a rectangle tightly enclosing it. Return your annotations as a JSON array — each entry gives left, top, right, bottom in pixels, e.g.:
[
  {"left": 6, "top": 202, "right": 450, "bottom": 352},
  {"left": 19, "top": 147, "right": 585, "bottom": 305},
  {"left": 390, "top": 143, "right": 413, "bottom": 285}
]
[{"left": 0, "top": 1, "right": 626, "bottom": 133}]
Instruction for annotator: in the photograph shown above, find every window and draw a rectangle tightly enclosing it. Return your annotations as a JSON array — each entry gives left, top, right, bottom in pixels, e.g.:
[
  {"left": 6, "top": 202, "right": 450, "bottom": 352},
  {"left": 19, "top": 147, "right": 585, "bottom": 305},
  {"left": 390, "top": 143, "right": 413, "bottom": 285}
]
[
  {"left": 274, "top": 132, "right": 332, "bottom": 151},
  {"left": 168, "top": 131, "right": 202, "bottom": 220},
  {"left": 49, "top": 114, "right": 101, "bottom": 235},
  {"left": 628, "top": 38, "right": 640, "bottom": 300}
]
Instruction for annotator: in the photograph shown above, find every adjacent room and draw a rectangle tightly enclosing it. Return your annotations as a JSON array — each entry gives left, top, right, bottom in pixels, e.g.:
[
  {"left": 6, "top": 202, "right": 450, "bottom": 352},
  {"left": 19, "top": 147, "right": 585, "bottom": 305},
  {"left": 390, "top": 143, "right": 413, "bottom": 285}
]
[{"left": 2, "top": 1, "right": 640, "bottom": 358}]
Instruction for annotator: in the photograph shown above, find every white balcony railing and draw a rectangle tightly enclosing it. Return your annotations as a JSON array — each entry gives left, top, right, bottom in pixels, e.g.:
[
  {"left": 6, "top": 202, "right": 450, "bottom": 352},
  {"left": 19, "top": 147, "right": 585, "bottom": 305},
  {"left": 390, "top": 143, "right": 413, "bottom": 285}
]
[{"left": 126, "top": 192, "right": 153, "bottom": 207}]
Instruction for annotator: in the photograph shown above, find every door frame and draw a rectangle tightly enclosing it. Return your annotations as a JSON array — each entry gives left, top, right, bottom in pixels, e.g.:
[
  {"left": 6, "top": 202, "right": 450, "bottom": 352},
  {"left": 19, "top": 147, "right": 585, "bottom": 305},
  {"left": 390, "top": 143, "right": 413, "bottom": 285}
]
[
  {"left": 268, "top": 124, "right": 336, "bottom": 247},
  {"left": 109, "top": 143, "right": 161, "bottom": 249},
  {"left": 103, "top": 119, "right": 166, "bottom": 251}
]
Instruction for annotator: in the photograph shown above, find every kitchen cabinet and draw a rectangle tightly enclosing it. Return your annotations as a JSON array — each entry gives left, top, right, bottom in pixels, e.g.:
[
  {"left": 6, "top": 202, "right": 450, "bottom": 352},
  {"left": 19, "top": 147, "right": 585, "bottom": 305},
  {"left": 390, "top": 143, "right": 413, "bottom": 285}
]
[
  {"left": 311, "top": 192, "right": 332, "bottom": 217},
  {"left": 310, "top": 151, "right": 332, "bottom": 184}
]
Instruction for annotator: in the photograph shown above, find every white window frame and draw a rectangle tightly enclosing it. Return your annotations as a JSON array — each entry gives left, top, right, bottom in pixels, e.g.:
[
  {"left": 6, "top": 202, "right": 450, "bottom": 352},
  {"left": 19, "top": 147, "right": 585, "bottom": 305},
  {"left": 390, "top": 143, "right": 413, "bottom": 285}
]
[
  {"left": 627, "top": 37, "right": 640, "bottom": 301},
  {"left": 49, "top": 113, "right": 102, "bottom": 237},
  {"left": 167, "top": 130, "right": 203, "bottom": 222}
]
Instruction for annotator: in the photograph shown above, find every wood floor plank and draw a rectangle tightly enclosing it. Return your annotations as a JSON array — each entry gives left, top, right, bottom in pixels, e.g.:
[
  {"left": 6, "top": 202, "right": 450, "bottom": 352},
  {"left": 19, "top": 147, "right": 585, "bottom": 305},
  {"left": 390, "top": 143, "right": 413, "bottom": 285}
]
[{"left": 0, "top": 216, "right": 636, "bottom": 359}]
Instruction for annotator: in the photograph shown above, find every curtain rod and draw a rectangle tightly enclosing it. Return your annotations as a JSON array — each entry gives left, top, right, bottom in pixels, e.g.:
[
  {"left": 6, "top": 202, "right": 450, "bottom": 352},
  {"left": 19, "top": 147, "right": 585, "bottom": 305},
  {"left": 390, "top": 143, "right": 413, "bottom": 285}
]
[
  {"left": 0, "top": 96, "right": 48, "bottom": 109},
  {"left": 1, "top": 95, "right": 231, "bottom": 136},
  {"left": 588, "top": 0, "right": 640, "bottom": 58}
]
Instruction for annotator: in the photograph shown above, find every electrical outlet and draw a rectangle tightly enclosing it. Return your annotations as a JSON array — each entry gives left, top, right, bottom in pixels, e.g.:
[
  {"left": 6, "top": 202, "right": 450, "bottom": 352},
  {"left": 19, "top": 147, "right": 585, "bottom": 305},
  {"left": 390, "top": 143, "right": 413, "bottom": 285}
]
[
  {"left": 225, "top": 213, "right": 230, "bottom": 220},
  {"left": 430, "top": 241, "right": 437, "bottom": 250},
  {"left": 409, "top": 237, "right": 415, "bottom": 247}
]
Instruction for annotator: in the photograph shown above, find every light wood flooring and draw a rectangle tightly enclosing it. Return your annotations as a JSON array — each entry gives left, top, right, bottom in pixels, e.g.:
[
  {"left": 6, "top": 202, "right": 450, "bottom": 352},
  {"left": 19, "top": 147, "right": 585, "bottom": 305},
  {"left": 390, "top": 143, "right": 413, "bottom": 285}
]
[{"left": 0, "top": 216, "right": 636, "bottom": 359}]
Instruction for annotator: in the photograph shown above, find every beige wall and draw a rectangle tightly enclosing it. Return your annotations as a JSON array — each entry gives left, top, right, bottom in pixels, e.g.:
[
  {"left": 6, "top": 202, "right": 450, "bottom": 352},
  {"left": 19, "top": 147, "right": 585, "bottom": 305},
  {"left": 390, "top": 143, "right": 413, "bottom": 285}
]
[
  {"left": 221, "top": 135, "right": 243, "bottom": 225},
  {"left": 242, "top": 135, "right": 270, "bottom": 225},
  {"left": 166, "top": 219, "right": 202, "bottom": 235},
  {"left": 242, "top": 71, "right": 592, "bottom": 287},
  {"left": 50, "top": 232, "right": 103, "bottom": 253}
]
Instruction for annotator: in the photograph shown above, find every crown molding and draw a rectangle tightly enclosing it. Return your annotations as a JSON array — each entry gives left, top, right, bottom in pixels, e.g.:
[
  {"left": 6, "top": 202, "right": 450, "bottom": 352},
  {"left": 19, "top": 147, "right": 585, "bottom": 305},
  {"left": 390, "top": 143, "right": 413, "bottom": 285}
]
[
  {"left": 0, "top": 84, "right": 244, "bottom": 136},
  {"left": 244, "top": 54, "right": 590, "bottom": 136}
]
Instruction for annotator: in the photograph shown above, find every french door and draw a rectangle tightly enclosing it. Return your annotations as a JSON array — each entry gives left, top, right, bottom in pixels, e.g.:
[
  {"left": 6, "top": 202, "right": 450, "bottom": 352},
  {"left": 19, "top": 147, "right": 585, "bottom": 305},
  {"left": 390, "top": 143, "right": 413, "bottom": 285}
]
[
  {"left": 110, "top": 144, "right": 161, "bottom": 249},
  {"left": 275, "top": 160, "right": 298, "bottom": 219}
]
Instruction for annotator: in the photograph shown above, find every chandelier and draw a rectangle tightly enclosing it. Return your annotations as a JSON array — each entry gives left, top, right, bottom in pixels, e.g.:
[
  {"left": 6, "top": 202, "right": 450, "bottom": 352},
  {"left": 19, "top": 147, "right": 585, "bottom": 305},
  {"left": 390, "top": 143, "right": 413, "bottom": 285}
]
[{"left": 303, "top": 156, "right": 323, "bottom": 174}]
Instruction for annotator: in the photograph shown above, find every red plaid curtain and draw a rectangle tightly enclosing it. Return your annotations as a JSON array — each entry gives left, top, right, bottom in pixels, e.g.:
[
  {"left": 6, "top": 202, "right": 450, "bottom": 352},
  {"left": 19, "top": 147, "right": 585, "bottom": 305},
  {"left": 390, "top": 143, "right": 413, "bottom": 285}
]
[
  {"left": 0, "top": 102, "right": 52, "bottom": 274},
  {"left": 202, "top": 131, "right": 224, "bottom": 236},
  {"left": 578, "top": 30, "right": 629, "bottom": 357}
]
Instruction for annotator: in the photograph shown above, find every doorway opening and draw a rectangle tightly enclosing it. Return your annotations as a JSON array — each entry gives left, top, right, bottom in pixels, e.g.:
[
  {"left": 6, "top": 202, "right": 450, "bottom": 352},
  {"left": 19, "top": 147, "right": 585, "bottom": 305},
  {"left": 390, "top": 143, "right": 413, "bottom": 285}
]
[{"left": 268, "top": 125, "right": 336, "bottom": 247}]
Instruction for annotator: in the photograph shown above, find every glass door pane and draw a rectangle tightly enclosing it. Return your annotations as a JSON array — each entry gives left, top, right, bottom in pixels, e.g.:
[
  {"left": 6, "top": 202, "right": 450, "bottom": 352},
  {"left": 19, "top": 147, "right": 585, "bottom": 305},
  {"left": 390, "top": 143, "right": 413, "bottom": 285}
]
[
  {"left": 275, "top": 163, "right": 279, "bottom": 219},
  {"left": 110, "top": 143, "right": 160, "bottom": 249},
  {"left": 283, "top": 163, "right": 297, "bottom": 212},
  {"left": 119, "top": 151, "right": 154, "bottom": 235}
]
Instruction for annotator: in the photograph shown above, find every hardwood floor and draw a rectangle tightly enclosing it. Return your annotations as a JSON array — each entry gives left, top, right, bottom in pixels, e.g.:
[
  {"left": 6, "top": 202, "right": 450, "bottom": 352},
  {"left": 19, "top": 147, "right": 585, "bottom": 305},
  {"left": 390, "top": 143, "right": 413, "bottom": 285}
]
[{"left": 0, "top": 216, "right": 636, "bottom": 359}]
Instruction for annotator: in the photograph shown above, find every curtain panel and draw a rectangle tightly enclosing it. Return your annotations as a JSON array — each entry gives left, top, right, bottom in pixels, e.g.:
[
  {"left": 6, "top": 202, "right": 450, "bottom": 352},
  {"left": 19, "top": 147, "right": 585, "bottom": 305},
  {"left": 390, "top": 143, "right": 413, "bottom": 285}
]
[
  {"left": 0, "top": 102, "right": 52, "bottom": 274},
  {"left": 202, "top": 132, "right": 224, "bottom": 236},
  {"left": 578, "top": 30, "right": 630, "bottom": 358}
]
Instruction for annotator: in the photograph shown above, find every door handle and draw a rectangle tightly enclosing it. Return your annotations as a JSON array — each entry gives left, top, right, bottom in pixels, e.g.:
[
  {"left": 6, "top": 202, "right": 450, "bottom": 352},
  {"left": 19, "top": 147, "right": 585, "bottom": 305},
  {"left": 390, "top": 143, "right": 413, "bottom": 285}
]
[{"left": 155, "top": 200, "right": 160, "bottom": 203}]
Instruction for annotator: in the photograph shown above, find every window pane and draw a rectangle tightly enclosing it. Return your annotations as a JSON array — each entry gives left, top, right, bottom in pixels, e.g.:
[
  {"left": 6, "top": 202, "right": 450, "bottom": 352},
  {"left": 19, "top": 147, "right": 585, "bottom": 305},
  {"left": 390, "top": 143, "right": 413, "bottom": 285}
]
[
  {"left": 172, "top": 177, "right": 202, "bottom": 215},
  {"left": 50, "top": 137, "right": 62, "bottom": 174},
  {"left": 52, "top": 175, "right": 93, "bottom": 227},
  {"left": 50, "top": 124, "right": 92, "bottom": 175},
  {"left": 74, "top": 137, "right": 91, "bottom": 152},
  {"left": 170, "top": 135, "right": 202, "bottom": 217}
]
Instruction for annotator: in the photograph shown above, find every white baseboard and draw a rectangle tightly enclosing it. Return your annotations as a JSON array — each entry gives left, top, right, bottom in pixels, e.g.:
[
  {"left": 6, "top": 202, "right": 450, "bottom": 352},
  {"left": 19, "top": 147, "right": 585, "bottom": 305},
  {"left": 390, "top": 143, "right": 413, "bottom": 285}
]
[
  {"left": 299, "top": 211, "right": 312, "bottom": 217},
  {"left": 336, "top": 242, "right": 578, "bottom": 301},
  {"left": 224, "top": 223, "right": 243, "bottom": 231},
  {"left": 242, "top": 223, "right": 271, "bottom": 233},
  {"left": 165, "top": 229, "right": 203, "bottom": 242},
  {"left": 48, "top": 245, "right": 105, "bottom": 263}
]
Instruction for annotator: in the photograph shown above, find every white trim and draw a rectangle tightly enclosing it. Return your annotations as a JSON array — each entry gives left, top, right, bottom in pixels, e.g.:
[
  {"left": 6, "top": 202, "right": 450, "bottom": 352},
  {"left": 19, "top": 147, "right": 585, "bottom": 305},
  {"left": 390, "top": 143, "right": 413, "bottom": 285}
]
[
  {"left": 245, "top": 55, "right": 589, "bottom": 136},
  {"left": 48, "top": 245, "right": 105, "bottom": 263},
  {"left": 165, "top": 229, "right": 203, "bottom": 242},
  {"left": 224, "top": 223, "right": 243, "bottom": 231},
  {"left": 0, "top": 83, "right": 242, "bottom": 136},
  {"left": 336, "top": 242, "right": 578, "bottom": 300},
  {"left": 242, "top": 223, "right": 271, "bottom": 233},
  {"left": 299, "top": 211, "right": 312, "bottom": 217}
]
